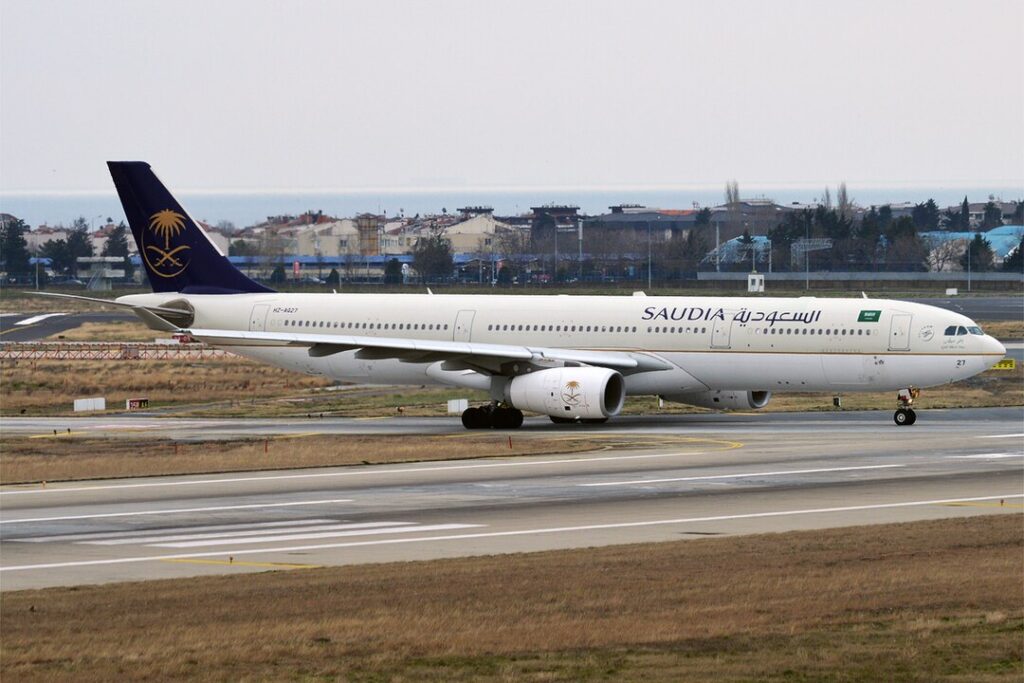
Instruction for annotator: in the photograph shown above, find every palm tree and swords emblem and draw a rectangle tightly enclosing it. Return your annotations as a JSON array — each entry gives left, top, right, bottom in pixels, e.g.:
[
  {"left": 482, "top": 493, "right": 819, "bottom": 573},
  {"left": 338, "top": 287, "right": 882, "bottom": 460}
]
[
  {"left": 144, "top": 209, "right": 191, "bottom": 277},
  {"left": 561, "top": 380, "right": 583, "bottom": 406}
]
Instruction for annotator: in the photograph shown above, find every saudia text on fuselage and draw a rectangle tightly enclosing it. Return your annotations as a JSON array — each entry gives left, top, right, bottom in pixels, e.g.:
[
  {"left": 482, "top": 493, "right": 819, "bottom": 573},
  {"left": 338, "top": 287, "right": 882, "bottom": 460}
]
[{"left": 641, "top": 306, "right": 823, "bottom": 327}]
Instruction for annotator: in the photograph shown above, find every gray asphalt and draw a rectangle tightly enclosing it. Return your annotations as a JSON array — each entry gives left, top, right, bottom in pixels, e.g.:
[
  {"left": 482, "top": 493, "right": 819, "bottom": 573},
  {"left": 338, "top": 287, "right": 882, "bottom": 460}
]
[
  {"left": 2, "top": 407, "right": 1021, "bottom": 591},
  {"left": 0, "top": 311, "right": 137, "bottom": 342}
]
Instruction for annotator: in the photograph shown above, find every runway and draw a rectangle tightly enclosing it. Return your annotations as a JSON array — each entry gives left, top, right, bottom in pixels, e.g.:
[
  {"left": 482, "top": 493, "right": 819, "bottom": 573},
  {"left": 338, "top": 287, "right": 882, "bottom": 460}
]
[{"left": 2, "top": 408, "right": 1021, "bottom": 591}]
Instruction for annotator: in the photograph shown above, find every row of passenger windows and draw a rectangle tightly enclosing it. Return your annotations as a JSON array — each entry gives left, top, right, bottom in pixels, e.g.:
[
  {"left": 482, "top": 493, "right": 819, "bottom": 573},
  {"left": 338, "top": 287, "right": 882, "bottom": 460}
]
[
  {"left": 755, "top": 327, "right": 874, "bottom": 336},
  {"left": 488, "top": 324, "right": 639, "bottom": 333},
  {"left": 945, "top": 325, "right": 984, "bottom": 336},
  {"left": 284, "top": 319, "right": 449, "bottom": 331}
]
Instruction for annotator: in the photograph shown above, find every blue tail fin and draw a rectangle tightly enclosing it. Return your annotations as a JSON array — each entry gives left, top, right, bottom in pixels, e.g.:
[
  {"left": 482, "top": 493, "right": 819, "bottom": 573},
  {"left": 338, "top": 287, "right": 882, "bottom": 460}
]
[{"left": 107, "top": 161, "right": 274, "bottom": 294}]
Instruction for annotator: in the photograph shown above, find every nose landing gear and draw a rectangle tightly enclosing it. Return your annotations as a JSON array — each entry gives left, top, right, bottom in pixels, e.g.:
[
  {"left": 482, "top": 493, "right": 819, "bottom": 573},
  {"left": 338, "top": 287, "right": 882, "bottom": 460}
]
[
  {"left": 894, "top": 388, "right": 920, "bottom": 426},
  {"left": 461, "top": 402, "right": 524, "bottom": 430}
]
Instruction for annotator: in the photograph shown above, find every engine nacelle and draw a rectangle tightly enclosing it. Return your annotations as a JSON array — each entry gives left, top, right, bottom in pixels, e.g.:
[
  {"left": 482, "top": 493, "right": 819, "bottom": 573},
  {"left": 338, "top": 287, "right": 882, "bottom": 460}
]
[
  {"left": 663, "top": 390, "right": 771, "bottom": 411},
  {"left": 506, "top": 367, "right": 625, "bottom": 420}
]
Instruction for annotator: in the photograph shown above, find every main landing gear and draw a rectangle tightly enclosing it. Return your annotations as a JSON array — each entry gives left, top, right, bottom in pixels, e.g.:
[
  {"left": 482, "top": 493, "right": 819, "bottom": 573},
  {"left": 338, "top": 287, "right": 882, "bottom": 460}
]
[
  {"left": 893, "top": 387, "right": 920, "bottom": 426},
  {"left": 461, "top": 403, "right": 524, "bottom": 430}
]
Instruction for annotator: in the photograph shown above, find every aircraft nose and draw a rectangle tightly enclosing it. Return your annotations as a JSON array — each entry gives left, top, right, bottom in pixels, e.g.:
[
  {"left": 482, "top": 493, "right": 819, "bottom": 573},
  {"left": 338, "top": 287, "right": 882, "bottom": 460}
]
[{"left": 987, "top": 335, "right": 1006, "bottom": 358}]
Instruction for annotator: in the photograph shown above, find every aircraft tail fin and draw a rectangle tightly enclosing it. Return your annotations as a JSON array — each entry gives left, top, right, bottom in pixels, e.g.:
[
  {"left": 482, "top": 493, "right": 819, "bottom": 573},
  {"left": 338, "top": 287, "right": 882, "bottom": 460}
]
[{"left": 107, "top": 161, "right": 273, "bottom": 294}]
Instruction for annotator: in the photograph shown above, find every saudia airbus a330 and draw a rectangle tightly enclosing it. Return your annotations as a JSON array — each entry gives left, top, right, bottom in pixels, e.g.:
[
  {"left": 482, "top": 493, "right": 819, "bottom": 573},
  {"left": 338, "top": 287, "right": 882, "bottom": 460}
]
[{"left": 40, "top": 162, "right": 1006, "bottom": 429}]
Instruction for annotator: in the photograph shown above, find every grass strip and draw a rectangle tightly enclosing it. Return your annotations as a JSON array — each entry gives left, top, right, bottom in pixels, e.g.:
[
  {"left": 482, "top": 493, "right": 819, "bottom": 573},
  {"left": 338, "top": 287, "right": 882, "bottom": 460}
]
[{"left": 1, "top": 514, "right": 1021, "bottom": 681}]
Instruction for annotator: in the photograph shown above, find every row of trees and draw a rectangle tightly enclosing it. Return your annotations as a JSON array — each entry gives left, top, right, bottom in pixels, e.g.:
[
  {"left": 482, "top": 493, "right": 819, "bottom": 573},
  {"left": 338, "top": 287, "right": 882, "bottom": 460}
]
[{"left": 0, "top": 215, "right": 135, "bottom": 284}]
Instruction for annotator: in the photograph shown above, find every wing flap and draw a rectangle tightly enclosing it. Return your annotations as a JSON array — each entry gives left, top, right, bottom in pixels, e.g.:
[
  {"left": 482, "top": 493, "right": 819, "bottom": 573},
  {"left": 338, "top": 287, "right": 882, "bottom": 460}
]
[{"left": 185, "top": 327, "right": 654, "bottom": 373}]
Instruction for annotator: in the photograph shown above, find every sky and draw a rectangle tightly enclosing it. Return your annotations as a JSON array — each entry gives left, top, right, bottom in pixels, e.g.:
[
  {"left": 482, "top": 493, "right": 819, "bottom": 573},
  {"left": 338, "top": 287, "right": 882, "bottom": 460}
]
[{"left": 1, "top": 0, "right": 1022, "bottom": 195}]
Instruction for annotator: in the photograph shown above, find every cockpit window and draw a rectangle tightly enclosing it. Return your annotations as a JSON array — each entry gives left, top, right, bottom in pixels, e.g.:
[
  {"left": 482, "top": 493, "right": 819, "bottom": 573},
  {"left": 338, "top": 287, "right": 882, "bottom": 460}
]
[
  {"left": 944, "top": 326, "right": 957, "bottom": 336},
  {"left": 967, "top": 326, "right": 984, "bottom": 335},
  {"left": 956, "top": 326, "right": 967, "bottom": 335}
]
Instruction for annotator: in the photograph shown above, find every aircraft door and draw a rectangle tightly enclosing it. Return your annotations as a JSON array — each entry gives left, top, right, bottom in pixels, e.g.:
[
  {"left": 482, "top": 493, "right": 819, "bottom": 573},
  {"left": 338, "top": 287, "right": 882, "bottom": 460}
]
[
  {"left": 888, "top": 313, "right": 912, "bottom": 351},
  {"left": 454, "top": 310, "right": 476, "bottom": 342},
  {"left": 710, "top": 313, "right": 735, "bottom": 349},
  {"left": 249, "top": 304, "right": 270, "bottom": 332}
]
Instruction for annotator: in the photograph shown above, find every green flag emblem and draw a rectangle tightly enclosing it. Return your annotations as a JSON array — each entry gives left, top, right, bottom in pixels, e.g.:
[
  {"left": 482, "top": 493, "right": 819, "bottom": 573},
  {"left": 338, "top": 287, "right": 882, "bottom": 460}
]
[{"left": 858, "top": 310, "right": 881, "bottom": 323}]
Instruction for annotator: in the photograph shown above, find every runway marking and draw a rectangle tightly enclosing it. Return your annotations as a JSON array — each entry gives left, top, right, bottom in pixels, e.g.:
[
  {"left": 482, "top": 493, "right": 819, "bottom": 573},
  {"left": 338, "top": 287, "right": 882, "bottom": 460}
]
[
  {"left": 947, "top": 453, "right": 1023, "bottom": 460},
  {"left": 0, "top": 498, "right": 355, "bottom": 524},
  {"left": 943, "top": 501, "right": 1024, "bottom": 509},
  {"left": 16, "top": 519, "right": 341, "bottom": 543},
  {"left": 977, "top": 434, "right": 1024, "bottom": 439},
  {"left": 2, "top": 494, "right": 1020, "bottom": 573},
  {"left": 14, "top": 313, "right": 64, "bottom": 326},
  {"left": 152, "top": 523, "right": 483, "bottom": 548},
  {"left": 0, "top": 449, "right": 738, "bottom": 496},
  {"left": 578, "top": 464, "right": 905, "bottom": 487},
  {"left": 88, "top": 521, "right": 411, "bottom": 546},
  {"left": 160, "top": 558, "right": 322, "bottom": 569}
]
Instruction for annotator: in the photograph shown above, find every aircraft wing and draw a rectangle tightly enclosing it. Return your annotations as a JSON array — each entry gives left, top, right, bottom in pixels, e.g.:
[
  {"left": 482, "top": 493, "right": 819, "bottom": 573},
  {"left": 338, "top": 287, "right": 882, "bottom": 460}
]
[{"left": 186, "top": 328, "right": 672, "bottom": 374}]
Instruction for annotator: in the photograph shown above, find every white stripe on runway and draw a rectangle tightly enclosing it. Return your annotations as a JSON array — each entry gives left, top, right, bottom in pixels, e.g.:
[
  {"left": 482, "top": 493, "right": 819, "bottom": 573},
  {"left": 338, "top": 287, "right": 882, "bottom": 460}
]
[
  {"left": 18, "top": 519, "right": 340, "bottom": 543},
  {"left": 947, "top": 453, "right": 1023, "bottom": 460},
  {"left": 0, "top": 498, "right": 354, "bottom": 524},
  {"left": 2, "top": 494, "right": 1019, "bottom": 573},
  {"left": 153, "top": 523, "right": 483, "bottom": 548},
  {"left": 90, "top": 522, "right": 411, "bottom": 546},
  {"left": 0, "top": 451, "right": 711, "bottom": 496},
  {"left": 15, "top": 313, "right": 64, "bottom": 326},
  {"left": 977, "top": 434, "right": 1024, "bottom": 439},
  {"left": 578, "top": 464, "right": 904, "bottom": 487}
]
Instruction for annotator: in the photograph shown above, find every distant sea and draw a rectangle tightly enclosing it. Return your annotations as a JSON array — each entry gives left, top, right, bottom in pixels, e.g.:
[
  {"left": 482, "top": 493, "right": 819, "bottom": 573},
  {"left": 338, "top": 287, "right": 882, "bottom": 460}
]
[{"left": 1, "top": 185, "right": 1021, "bottom": 229}]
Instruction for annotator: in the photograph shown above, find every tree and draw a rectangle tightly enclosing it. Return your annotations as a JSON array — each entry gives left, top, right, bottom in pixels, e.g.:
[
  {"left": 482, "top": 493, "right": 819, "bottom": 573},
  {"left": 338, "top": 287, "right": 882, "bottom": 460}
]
[
  {"left": 269, "top": 264, "right": 287, "bottom": 284},
  {"left": 1002, "top": 237, "right": 1023, "bottom": 272},
  {"left": 724, "top": 180, "right": 740, "bottom": 206},
  {"left": 885, "top": 216, "right": 928, "bottom": 271},
  {"left": 911, "top": 199, "right": 940, "bottom": 231},
  {"left": 101, "top": 221, "right": 134, "bottom": 280},
  {"left": 960, "top": 234, "right": 994, "bottom": 272},
  {"left": 1012, "top": 201, "right": 1023, "bottom": 224},
  {"left": 412, "top": 232, "right": 453, "bottom": 282},
  {"left": 981, "top": 202, "right": 1003, "bottom": 230},
  {"left": 229, "top": 239, "right": 259, "bottom": 257},
  {"left": 383, "top": 257, "right": 403, "bottom": 284},
  {"left": 836, "top": 182, "right": 852, "bottom": 219},
  {"left": 877, "top": 205, "right": 893, "bottom": 232},
  {"left": 325, "top": 268, "right": 340, "bottom": 286},
  {"left": 40, "top": 239, "right": 73, "bottom": 276},
  {"left": 65, "top": 217, "right": 95, "bottom": 277},
  {"left": 0, "top": 215, "right": 32, "bottom": 279}
]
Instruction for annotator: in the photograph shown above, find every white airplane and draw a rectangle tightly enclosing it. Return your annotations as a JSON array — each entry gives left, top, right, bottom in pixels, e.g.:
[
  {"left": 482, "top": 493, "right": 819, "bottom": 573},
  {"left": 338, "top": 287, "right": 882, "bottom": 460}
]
[{"left": 41, "top": 162, "right": 1006, "bottom": 429}]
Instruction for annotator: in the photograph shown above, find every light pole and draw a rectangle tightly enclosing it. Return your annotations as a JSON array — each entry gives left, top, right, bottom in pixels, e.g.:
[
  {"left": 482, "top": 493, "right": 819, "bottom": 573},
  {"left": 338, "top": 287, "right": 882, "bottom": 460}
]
[{"left": 647, "top": 221, "right": 652, "bottom": 290}]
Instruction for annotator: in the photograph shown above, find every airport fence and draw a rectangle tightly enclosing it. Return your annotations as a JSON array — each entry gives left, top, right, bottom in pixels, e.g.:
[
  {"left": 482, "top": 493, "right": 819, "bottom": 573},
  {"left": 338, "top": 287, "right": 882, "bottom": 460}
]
[{"left": 0, "top": 342, "right": 232, "bottom": 361}]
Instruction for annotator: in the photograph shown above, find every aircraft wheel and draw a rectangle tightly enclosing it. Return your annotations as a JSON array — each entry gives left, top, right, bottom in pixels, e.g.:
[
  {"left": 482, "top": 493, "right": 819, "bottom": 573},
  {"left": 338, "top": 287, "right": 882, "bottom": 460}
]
[
  {"left": 581, "top": 418, "right": 609, "bottom": 424},
  {"left": 491, "top": 407, "right": 523, "bottom": 429},
  {"left": 549, "top": 416, "right": 577, "bottom": 424},
  {"left": 893, "top": 408, "right": 914, "bottom": 426},
  {"left": 461, "top": 407, "right": 486, "bottom": 429}
]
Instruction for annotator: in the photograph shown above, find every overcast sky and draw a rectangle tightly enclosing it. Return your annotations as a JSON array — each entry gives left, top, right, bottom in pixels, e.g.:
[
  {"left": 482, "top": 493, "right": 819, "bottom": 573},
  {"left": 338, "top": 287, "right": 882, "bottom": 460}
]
[{"left": 1, "top": 0, "right": 1021, "bottom": 194}]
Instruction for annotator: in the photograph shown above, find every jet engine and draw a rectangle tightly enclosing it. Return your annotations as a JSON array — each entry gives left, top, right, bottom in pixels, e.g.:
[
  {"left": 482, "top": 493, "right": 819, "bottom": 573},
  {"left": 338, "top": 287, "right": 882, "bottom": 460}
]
[
  {"left": 506, "top": 367, "right": 625, "bottom": 420},
  {"left": 663, "top": 390, "right": 771, "bottom": 411}
]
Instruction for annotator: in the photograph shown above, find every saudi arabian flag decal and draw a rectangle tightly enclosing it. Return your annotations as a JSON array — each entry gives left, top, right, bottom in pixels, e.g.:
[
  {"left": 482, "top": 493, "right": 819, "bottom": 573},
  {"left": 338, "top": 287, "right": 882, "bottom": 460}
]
[{"left": 858, "top": 310, "right": 881, "bottom": 322}]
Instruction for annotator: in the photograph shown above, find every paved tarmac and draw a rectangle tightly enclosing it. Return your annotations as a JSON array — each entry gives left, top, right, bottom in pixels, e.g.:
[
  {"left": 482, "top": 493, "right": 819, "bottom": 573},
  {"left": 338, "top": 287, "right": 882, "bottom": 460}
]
[
  {"left": 2, "top": 408, "right": 1021, "bottom": 591},
  {"left": 0, "top": 311, "right": 137, "bottom": 342}
]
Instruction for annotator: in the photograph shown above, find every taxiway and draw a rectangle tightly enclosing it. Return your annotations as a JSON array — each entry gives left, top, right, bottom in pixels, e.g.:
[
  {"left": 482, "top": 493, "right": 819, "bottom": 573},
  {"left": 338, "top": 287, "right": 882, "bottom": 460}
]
[{"left": 2, "top": 408, "right": 1021, "bottom": 591}]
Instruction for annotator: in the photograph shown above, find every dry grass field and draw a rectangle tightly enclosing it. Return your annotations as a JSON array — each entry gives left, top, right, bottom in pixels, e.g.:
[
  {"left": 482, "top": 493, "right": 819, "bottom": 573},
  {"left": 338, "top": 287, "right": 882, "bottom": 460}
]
[
  {"left": 1, "top": 514, "right": 1020, "bottom": 682},
  {"left": 0, "top": 432, "right": 667, "bottom": 483},
  {"left": 45, "top": 320, "right": 155, "bottom": 341}
]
